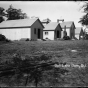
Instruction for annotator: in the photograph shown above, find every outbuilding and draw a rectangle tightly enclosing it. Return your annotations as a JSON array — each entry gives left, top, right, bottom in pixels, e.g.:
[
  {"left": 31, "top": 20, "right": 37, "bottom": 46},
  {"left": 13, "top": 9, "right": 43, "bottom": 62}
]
[
  {"left": 0, "top": 18, "right": 44, "bottom": 41},
  {"left": 43, "top": 22, "right": 62, "bottom": 40}
]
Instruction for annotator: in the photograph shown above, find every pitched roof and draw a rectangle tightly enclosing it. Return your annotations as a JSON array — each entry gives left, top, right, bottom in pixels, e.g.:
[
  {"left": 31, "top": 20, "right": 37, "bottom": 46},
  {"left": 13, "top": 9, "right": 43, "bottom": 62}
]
[
  {"left": 75, "top": 27, "right": 83, "bottom": 34},
  {"left": 60, "top": 21, "right": 74, "bottom": 28},
  {"left": 43, "top": 22, "right": 60, "bottom": 30},
  {"left": 0, "top": 18, "right": 38, "bottom": 28}
]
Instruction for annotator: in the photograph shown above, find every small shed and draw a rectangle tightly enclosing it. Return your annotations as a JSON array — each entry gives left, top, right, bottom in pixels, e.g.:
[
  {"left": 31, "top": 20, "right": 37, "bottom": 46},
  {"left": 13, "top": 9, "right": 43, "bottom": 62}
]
[
  {"left": 0, "top": 18, "right": 44, "bottom": 41},
  {"left": 60, "top": 21, "right": 76, "bottom": 39},
  {"left": 43, "top": 22, "right": 62, "bottom": 40}
]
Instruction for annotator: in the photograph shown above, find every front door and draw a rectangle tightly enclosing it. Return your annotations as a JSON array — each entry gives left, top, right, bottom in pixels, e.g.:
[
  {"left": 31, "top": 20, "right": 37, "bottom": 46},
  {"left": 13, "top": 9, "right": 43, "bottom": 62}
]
[
  {"left": 38, "top": 29, "right": 41, "bottom": 39},
  {"left": 57, "top": 30, "right": 60, "bottom": 38}
]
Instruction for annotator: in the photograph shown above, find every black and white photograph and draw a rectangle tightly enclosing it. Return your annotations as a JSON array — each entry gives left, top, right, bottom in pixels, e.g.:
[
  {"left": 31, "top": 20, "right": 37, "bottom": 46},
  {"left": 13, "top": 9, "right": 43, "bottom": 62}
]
[{"left": 0, "top": 1, "right": 88, "bottom": 87}]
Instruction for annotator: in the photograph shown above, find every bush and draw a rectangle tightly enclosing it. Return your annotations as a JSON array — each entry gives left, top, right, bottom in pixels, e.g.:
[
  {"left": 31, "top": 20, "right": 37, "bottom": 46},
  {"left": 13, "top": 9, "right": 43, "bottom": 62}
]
[
  {"left": 0, "top": 34, "right": 11, "bottom": 43},
  {"left": 26, "top": 38, "right": 29, "bottom": 41},
  {"left": 0, "top": 34, "right": 6, "bottom": 41},
  {"left": 5, "top": 39, "right": 11, "bottom": 42},
  {"left": 84, "top": 34, "right": 88, "bottom": 40},
  {"left": 63, "top": 36, "right": 71, "bottom": 40},
  {"left": 45, "top": 38, "right": 51, "bottom": 41},
  {"left": 42, "top": 39, "right": 46, "bottom": 41}
]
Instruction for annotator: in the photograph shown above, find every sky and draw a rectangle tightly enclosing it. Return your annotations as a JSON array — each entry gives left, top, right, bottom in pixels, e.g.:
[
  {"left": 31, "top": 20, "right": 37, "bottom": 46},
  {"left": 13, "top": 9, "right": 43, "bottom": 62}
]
[{"left": 0, "top": 1, "right": 87, "bottom": 27}]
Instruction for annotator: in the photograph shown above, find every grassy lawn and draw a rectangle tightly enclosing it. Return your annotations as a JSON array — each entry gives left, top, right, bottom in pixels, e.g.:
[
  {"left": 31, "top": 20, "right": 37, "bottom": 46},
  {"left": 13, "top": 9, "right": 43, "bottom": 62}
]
[{"left": 0, "top": 40, "right": 88, "bottom": 87}]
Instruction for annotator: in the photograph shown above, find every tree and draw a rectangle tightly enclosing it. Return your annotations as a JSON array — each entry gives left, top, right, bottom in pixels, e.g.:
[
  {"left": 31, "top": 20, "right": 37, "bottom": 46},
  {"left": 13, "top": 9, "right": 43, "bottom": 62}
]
[
  {"left": 42, "top": 18, "right": 51, "bottom": 23},
  {"left": 6, "top": 5, "right": 28, "bottom": 20},
  {"left": 79, "top": 2, "right": 88, "bottom": 26},
  {"left": 46, "top": 18, "right": 51, "bottom": 22},
  {"left": 0, "top": 7, "right": 6, "bottom": 23},
  {"left": 0, "top": 34, "right": 6, "bottom": 41}
]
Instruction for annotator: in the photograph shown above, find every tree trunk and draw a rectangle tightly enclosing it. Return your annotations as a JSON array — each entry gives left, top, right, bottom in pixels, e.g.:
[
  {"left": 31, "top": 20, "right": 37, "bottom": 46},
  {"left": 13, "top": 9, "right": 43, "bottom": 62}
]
[
  {"left": 35, "top": 77, "right": 38, "bottom": 87},
  {"left": 25, "top": 75, "right": 29, "bottom": 86}
]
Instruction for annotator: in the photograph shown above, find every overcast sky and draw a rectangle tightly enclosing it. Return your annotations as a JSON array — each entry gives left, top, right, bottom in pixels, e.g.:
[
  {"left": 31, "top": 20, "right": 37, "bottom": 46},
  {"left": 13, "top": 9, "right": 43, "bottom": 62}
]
[{"left": 0, "top": 1, "right": 86, "bottom": 27}]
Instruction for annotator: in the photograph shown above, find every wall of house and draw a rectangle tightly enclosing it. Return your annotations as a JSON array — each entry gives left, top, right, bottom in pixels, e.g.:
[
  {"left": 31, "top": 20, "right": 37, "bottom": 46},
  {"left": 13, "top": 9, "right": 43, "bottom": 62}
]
[
  {"left": 43, "top": 31, "right": 54, "bottom": 40},
  {"left": 61, "top": 28, "right": 64, "bottom": 38},
  {"left": 61, "top": 28, "right": 70, "bottom": 38},
  {"left": 61, "top": 28, "right": 75, "bottom": 39},
  {"left": 31, "top": 19, "right": 43, "bottom": 40},
  {"left": 0, "top": 28, "right": 31, "bottom": 40},
  {"left": 66, "top": 28, "right": 70, "bottom": 37},
  {"left": 20, "top": 28, "right": 31, "bottom": 40}
]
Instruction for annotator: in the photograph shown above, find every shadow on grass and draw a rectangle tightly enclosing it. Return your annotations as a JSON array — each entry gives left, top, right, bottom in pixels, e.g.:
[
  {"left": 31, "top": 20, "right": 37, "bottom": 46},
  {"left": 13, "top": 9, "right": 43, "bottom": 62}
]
[{"left": 0, "top": 54, "right": 69, "bottom": 87}]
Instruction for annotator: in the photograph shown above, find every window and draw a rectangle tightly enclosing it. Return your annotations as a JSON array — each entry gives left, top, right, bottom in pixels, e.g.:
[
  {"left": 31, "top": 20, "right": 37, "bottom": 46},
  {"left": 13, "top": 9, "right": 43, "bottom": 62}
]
[
  {"left": 34, "top": 28, "right": 36, "bottom": 34},
  {"left": 45, "top": 32, "right": 48, "bottom": 35}
]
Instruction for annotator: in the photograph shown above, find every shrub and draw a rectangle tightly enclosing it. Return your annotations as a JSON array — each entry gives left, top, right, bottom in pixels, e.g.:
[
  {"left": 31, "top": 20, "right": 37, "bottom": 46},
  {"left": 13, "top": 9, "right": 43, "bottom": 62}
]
[
  {"left": 26, "top": 38, "right": 30, "bottom": 41},
  {"left": 84, "top": 34, "right": 88, "bottom": 40},
  {"left": 45, "top": 38, "right": 51, "bottom": 41},
  {"left": 42, "top": 39, "right": 46, "bottom": 41},
  {"left": 5, "top": 39, "right": 11, "bottom": 42},
  {"left": 63, "top": 36, "right": 71, "bottom": 40},
  {"left": 0, "top": 34, "right": 6, "bottom": 41}
]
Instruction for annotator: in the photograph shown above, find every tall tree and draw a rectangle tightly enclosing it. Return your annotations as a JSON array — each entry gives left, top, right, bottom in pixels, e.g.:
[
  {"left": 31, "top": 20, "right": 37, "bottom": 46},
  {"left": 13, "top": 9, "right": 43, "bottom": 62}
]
[
  {"left": 0, "top": 7, "right": 6, "bottom": 23},
  {"left": 6, "top": 5, "right": 28, "bottom": 20},
  {"left": 79, "top": 2, "right": 88, "bottom": 26}
]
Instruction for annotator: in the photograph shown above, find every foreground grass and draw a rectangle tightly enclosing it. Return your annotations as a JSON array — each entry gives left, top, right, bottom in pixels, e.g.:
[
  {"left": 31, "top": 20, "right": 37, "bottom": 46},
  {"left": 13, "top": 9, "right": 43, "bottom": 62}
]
[
  {"left": 0, "top": 40, "right": 88, "bottom": 63},
  {"left": 0, "top": 40, "right": 88, "bottom": 87}
]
